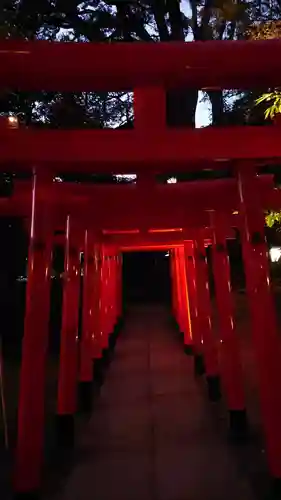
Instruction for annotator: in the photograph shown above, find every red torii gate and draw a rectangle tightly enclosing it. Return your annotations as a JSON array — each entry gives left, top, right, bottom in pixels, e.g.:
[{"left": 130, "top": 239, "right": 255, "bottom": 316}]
[{"left": 1, "top": 38, "right": 281, "bottom": 499}]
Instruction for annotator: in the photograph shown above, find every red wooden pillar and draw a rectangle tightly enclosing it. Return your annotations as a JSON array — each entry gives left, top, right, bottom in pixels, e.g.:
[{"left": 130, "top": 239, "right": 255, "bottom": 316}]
[
  {"left": 91, "top": 244, "right": 106, "bottom": 388},
  {"left": 114, "top": 252, "right": 122, "bottom": 326},
  {"left": 56, "top": 216, "right": 81, "bottom": 447},
  {"left": 210, "top": 212, "right": 247, "bottom": 437},
  {"left": 174, "top": 248, "right": 185, "bottom": 333},
  {"left": 108, "top": 252, "right": 121, "bottom": 349},
  {"left": 104, "top": 253, "right": 114, "bottom": 350},
  {"left": 14, "top": 172, "right": 54, "bottom": 497},
  {"left": 117, "top": 252, "right": 123, "bottom": 323},
  {"left": 108, "top": 253, "right": 116, "bottom": 337},
  {"left": 178, "top": 246, "right": 193, "bottom": 353},
  {"left": 194, "top": 234, "right": 221, "bottom": 401},
  {"left": 78, "top": 229, "right": 95, "bottom": 413},
  {"left": 237, "top": 165, "right": 281, "bottom": 488},
  {"left": 91, "top": 244, "right": 103, "bottom": 361},
  {"left": 184, "top": 241, "right": 205, "bottom": 376},
  {"left": 100, "top": 251, "right": 110, "bottom": 352},
  {"left": 111, "top": 253, "right": 119, "bottom": 330},
  {"left": 170, "top": 250, "right": 177, "bottom": 319}
]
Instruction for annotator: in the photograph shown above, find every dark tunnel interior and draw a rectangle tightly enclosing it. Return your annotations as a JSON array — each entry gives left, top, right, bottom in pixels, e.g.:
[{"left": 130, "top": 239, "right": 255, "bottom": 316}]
[{"left": 122, "top": 251, "right": 172, "bottom": 306}]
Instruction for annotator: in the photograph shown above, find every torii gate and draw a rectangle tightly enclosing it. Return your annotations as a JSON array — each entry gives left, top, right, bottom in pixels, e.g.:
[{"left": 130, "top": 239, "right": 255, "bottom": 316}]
[{"left": 1, "top": 38, "right": 281, "bottom": 498}]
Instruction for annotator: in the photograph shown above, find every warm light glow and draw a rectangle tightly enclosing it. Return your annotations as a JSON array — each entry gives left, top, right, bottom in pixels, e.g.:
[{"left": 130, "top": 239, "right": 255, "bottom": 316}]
[
  {"left": 232, "top": 211, "right": 239, "bottom": 215},
  {"left": 7, "top": 115, "right": 19, "bottom": 128},
  {"left": 53, "top": 176, "right": 63, "bottom": 183},
  {"left": 149, "top": 228, "right": 183, "bottom": 233},
  {"left": 103, "top": 229, "right": 140, "bottom": 235},
  {"left": 165, "top": 252, "right": 170, "bottom": 257},
  {"left": 270, "top": 247, "right": 281, "bottom": 262},
  {"left": 167, "top": 177, "right": 177, "bottom": 184}
]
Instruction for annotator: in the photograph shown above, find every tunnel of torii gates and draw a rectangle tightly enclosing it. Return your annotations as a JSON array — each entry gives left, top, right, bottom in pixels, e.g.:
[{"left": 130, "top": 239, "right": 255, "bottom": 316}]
[{"left": 1, "top": 37, "right": 281, "bottom": 498}]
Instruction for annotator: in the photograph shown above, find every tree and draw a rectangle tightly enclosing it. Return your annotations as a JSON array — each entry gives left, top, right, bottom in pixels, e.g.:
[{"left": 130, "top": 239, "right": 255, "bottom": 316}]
[{"left": 0, "top": 0, "right": 258, "bottom": 128}]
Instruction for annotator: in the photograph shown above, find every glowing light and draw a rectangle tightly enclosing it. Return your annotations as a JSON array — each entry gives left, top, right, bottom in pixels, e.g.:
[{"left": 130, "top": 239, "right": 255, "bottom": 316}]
[
  {"left": 167, "top": 177, "right": 177, "bottom": 184},
  {"left": 53, "top": 176, "right": 63, "bottom": 182},
  {"left": 7, "top": 115, "right": 19, "bottom": 128},
  {"left": 165, "top": 252, "right": 170, "bottom": 257},
  {"left": 149, "top": 228, "right": 183, "bottom": 233},
  {"left": 232, "top": 211, "right": 239, "bottom": 215},
  {"left": 103, "top": 229, "right": 139, "bottom": 235},
  {"left": 269, "top": 247, "right": 281, "bottom": 262},
  {"left": 115, "top": 174, "right": 137, "bottom": 182}
]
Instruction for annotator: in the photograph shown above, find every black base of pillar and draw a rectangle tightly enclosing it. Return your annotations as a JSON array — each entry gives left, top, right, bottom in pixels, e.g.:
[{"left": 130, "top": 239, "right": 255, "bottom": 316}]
[
  {"left": 108, "top": 334, "right": 116, "bottom": 351},
  {"left": 115, "top": 317, "right": 123, "bottom": 333},
  {"left": 206, "top": 375, "right": 221, "bottom": 402},
  {"left": 55, "top": 414, "right": 75, "bottom": 448},
  {"left": 78, "top": 381, "right": 93, "bottom": 413},
  {"left": 102, "top": 347, "right": 111, "bottom": 367},
  {"left": 184, "top": 344, "right": 193, "bottom": 355},
  {"left": 14, "top": 491, "right": 40, "bottom": 500},
  {"left": 228, "top": 409, "right": 249, "bottom": 442},
  {"left": 116, "top": 316, "right": 124, "bottom": 331},
  {"left": 271, "top": 478, "right": 281, "bottom": 499},
  {"left": 93, "top": 358, "right": 105, "bottom": 387},
  {"left": 194, "top": 353, "right": 205, "bottom": 376}
]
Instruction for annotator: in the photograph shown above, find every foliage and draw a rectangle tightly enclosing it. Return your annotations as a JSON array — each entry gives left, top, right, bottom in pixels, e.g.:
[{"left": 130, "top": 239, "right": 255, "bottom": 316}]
[
  {"left": 0, "top": 0, "right": 262, "bottom": 128},
  {"left": 244, "top": 21, "right": 281, "bottom": 121},
  {"left": 255, "top": 91, "right": 281, "bottom": 120},
  {"left": 0, "top": 0, "right": 281, "bottom": 226},
  {"left": 245, "top": 19, "right": 281, "bottom": 227},
  {"left": 246, "top": 20, "right": 281, "bottom": 40},
  {"left": 265, "top": 211, "right": 281, "bottom": 228}
]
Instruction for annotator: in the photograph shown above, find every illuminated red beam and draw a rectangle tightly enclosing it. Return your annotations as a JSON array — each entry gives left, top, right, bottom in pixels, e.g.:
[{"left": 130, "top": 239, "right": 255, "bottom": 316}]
[
  {"left": 121, "top": 245, "right": 183, "bottom": 252},
  {"left": 0, "top": 196, "right": 212, "bottom": 229},
  {"left": 0, "top": 176, "right": 278, "bottom": 232},
  {"left": 0, "top": 128, "right": 280, "bottom": 172},
  {"left": 148, "top": 228, "right": 183, "bottom": 233},
  {"left": 0, "top": 39, "right": 281, "bottom": 91},
  {"left": 11, "top": 175, "right": 275, "bottom": 215},
  {"left": 13, "top": 176, "right": 273, "bottom": 203},
  {"left": 102, "top": 229, "right": 140, "bottom": 235},
  {"left": 101, "top": 227, "right": 236, "bottom": 248},
  {"left": 120, "top": 240, "right": 212, "bottom": 252}
]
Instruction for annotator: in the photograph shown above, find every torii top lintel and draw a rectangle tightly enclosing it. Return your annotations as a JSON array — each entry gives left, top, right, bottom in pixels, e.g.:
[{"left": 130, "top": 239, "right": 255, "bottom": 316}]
[
  {"left": 0, "top": 176, "right": 278, "bottom": 232},
  {"left": 0, "top": 39, "right": 281, "bottom": 91},
  {"left": 1, "top": 126, "right": 281, "bottom": 172},
  {"left": 1, "top": 39, "right": 281, "bottom": 175}
]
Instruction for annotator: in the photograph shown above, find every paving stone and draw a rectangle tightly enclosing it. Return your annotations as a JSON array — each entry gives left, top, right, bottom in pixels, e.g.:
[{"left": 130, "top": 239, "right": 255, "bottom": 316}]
[{"left": 46, "top": 305, "right": 258, "bottom": 500}]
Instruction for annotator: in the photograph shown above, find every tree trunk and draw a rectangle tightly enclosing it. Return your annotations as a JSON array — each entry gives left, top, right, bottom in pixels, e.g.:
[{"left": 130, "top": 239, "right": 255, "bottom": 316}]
[
  {"left": 165, "top": 0, "right": 198, "bottom": 127},
  {"left": 208, "top": 90, "right": 224, "bottom": 125}
]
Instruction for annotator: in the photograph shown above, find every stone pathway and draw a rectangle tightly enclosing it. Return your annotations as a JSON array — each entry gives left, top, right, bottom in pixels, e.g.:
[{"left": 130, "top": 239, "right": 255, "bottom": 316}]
[{"left": 48, "top": 305, "right": 257, "bottom": 500}]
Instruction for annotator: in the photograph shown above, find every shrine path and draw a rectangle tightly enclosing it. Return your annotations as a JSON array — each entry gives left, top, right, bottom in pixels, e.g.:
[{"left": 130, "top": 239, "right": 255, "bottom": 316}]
[{"left": 45, "top": 304, "right": 265, "bottom": 500}]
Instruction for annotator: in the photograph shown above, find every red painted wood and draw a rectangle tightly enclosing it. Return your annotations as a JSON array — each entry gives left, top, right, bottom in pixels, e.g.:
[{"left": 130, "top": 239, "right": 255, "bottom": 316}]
[
  {"left": 79, "top": 230, "right": 95, "bottom": 382},
  {"left": 210, "top": 212, "right": 245, "bottom": 411},
  {"left": 0, "top": 39, "right": 280, "bottom": 90},
  {"left": 194, "top": 235, "right": 219, "bottom": 377},
  {"left": 0, "top": 128, "right": 280, "bottom": 171},
  {"left": 57, "top": 216, "right": 81, "bottom": 415},
  {"left": 238, "top": 166, "right": 281, "bottom": 478},
  {"left": 14, "top": 173, "right": 54, "bottom": 493}
]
